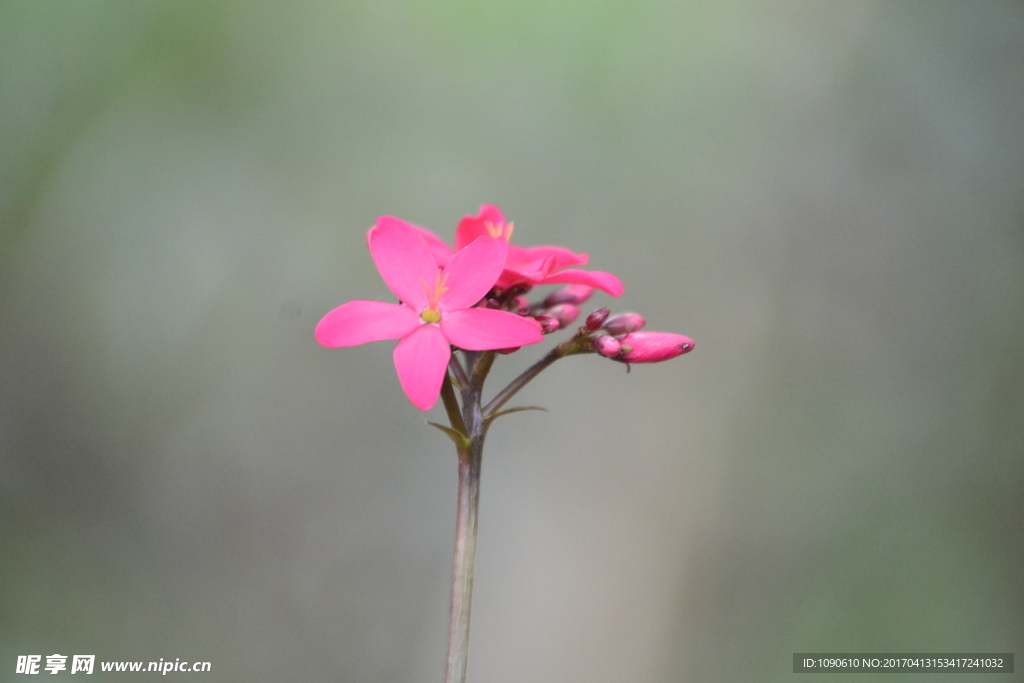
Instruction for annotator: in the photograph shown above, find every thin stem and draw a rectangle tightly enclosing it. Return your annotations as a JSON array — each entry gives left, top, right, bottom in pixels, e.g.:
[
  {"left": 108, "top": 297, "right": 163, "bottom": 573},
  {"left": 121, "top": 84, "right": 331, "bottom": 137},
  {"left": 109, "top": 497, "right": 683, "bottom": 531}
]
[
  {"left": 483, "top": 347, "right": 562, "bottom": 417},
  {"left": 472, "top": 350, "right": 496, "bottom": 386},
  {"left": 443, "top": 345, "right": 497, "bottom": 683},
  {"left": 443, "top": 438, "right": 482, "bottom": 683},
  {"left": 440, "top": 373, "right": 467, "bottom": 438},
  {"left": 448, "top": 353, "right": 470, "bottom": 391},
  {"left": 442, "top": 336, "right": 589, "bottom": 683},
  {"left": 483, "top": 334, "right": 594, "bottom": 417}
]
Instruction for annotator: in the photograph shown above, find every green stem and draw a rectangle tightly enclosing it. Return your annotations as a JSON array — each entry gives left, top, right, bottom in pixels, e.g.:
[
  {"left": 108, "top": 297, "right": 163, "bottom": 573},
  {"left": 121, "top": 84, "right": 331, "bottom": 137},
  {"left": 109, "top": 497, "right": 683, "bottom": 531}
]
[
  {"left": 448, "top": 353, "right": 470, "bottom": 391},
  {"left": 483, "top": 337, "right": 593, "bottom": 417},
  {"left": 440, "top": 370, "right": 467, "bottom": 438},
  {"left": 443, "top": 437, "right": 482, "bottom": 683},
  {"left": 441, "top": 338, "right": 587, "bottom": 682}
]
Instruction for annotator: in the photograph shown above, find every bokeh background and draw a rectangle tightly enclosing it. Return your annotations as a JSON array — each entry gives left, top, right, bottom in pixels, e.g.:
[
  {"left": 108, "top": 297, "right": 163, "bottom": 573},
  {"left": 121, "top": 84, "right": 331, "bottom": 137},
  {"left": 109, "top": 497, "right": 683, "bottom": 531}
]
[{"left": 2, "top": 1, "right": 1022, "bottom": 681}]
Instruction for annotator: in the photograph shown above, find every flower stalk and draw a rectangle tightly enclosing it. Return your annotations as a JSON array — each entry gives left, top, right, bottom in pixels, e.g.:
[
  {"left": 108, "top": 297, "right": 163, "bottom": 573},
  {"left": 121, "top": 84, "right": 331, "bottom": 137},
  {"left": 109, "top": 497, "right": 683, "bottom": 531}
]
[
  {"left": 444, "top": 434, "right": 481, "bottom": 683},
  {"left": 483, "top": 334, "right": 593, "bottom": 417},
  {"left": 439, "top": 339, "right": 593, "bottom": 683}
]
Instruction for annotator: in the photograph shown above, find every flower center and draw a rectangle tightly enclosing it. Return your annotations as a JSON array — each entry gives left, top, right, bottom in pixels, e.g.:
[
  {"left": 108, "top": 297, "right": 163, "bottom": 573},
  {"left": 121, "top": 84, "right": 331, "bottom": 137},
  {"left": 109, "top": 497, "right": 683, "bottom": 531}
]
[
  {"left": 419, "top": 271, "right": 449, "bottom": 323},
  {"left": 484, "top": 220, "right": 514, "bottom": 241}
]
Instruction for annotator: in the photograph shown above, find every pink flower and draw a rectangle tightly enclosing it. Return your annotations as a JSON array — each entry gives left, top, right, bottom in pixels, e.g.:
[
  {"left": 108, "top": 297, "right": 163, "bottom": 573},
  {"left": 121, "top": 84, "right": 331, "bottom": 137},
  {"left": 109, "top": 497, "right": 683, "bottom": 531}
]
[
  {"left": 415, "top": 205, "right": 624, "bottom": 297},
  {"left": 617, "top": 332, "right": 695, "bottom": 363},
  {"left": 315, "top": 217, "right": 544, "bottom": 410}
]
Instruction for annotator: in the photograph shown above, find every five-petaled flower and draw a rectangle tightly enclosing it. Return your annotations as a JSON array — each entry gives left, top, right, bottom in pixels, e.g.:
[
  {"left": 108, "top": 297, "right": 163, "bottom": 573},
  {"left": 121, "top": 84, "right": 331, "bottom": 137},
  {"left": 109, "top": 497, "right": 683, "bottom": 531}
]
[
  {"left": 415, "top": 205, "right": 625, "bottom": 297},
  {"left": 315, "top": 217, "right": 544, "bottom": 410}
]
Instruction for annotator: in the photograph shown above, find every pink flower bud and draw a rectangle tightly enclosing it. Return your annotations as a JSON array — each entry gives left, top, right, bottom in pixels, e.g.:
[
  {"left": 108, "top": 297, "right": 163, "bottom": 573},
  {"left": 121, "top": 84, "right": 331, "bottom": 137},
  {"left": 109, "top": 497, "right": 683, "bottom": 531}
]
[
  {"left": 543, "top": 284, "right": 595, "bottom": 308},
  {"left": 497, "top": 346, "right": 521, "bottom": 355},
  {"left": 511, "top": 295, "right": 530, "bottom": 312},
  {"left": 544, "top": 303, "right": 580, "bottom": 329},
  {"left": 484, "top": 298, "right": 502, "bottom": 309},
  {"left": 593, "top": 335, "right": 621, "bottom": 357},
  {"left": 585, "top": 307, "right": 610, "bottom": 330},
  {"left": 534, "top": 315, "right": 561, "bottom": 334},
  {"left": 617, "top": 332, "right": 694, "bottom": 363},
  {"left": 604, "top": 312, "right": 646, "bottom": 336}
]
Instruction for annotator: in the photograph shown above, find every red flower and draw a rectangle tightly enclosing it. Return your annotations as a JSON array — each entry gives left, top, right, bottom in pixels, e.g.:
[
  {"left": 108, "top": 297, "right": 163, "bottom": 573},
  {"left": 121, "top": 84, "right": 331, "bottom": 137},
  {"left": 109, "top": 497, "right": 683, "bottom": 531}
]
[
  {"left": 315, "top": 217, "right": 543, "bottom": 410},
  {"left": 415, "top": 205, "right": 624, "bottom": 297}
]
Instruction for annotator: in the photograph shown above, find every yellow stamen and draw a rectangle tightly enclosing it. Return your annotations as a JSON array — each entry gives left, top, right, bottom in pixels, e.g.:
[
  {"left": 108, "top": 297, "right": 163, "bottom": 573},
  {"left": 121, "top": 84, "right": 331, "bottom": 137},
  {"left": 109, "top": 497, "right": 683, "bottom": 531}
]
[
  {"left": 484, "top": 221, "right": 514, "bottom": 241},
  {"left": 419, "top": 271, "right": 449, "bottom": 323}
]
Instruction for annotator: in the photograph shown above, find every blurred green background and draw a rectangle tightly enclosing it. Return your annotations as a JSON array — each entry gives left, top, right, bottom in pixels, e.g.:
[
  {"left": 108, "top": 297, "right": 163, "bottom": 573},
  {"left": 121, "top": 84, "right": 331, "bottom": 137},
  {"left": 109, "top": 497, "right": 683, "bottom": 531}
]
[{"left": 2, "top": 1, "right": 1022, "bottom": 681}]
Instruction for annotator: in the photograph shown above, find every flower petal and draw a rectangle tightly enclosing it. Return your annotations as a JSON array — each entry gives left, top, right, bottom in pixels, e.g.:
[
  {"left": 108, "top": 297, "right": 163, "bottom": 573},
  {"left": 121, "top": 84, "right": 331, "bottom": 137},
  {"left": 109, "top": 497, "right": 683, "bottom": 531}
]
[
  {"left": 439, "top": 235, "right": 508, "bottom": 311},
  {"left": 503, "top": 246, "right": 554, "bottom": 281},
  {"left": 441, "top": 308, "right": 544, "bottom": 350},
  {"left": 393, "top": 324, "right": 451, "bottom": 410},
  {"left": 454, "top": 204, "right": 506, "bottom": 250},
  {"left": 495, "top": 270, "right": 534, "bottom": 290},
  {"left": 413, "top": 225, "right": 456, "bottom": 268},
  {"left": 537, "top": 269, "right": 625, "bottom": 297},
  {"left": 315, "top": 300, "right": 420, "bottom": 347},
  {"left": 368, "top": 216, "right": 439, "bottom": 309},
  {"left": 508, "top": 245, "right": 589, "bottom": 272}
]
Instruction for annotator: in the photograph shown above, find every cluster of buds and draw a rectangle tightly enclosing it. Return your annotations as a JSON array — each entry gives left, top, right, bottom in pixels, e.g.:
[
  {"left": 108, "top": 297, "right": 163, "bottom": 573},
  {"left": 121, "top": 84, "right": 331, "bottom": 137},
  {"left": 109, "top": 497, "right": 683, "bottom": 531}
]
[
  {"left": 526, "top": 283, "right": 593, "bottom": 334},
  {"left": 581, "top": 303, "right": 693, "bottom": 365},
  {"left": 611, "top": 331, "right": 695, "bottom": 363},
  {"left": 510, "top": 284, "right": 694, "bottom": 367},
  {"left": 487, "top": 284, "right": 591, "bottom": 354}
]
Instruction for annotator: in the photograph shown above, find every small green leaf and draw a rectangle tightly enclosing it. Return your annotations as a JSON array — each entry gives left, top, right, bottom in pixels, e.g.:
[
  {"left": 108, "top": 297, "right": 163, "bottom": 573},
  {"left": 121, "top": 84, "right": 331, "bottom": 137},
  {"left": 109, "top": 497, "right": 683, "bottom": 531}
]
[
  {"left": 426, "top": 421, "right": 471, "bottom": 449},
  {"left": 484, "top": 405, "right": 548, "bottom": 428}
]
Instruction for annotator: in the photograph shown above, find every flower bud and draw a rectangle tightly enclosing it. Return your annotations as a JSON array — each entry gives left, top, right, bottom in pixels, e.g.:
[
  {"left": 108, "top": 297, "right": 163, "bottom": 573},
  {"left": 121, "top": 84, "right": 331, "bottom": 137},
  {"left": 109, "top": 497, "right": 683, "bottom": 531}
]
[
  {"left": 593, "top": 335, "right": 621, "bottom": 357},
  {"left": 511, "top": 295, "right": 530, "bottom": 313},
  {"left": 604, "top": 312, "right": 646, "bottom": 336},
  {"left": 544, "top": 303, "right": 580, "bottom": 329},
  {"left": 534, "top": 315, "right": 561, "bottom": 334},
  {"left": 503, "top": 284, "right": 533, "bottom": 299},
  {"left": 584, "top": 307, "right": 610, "bottom": 330},
  {"left": 484, "top": 297, "right": 502, "bottom": 309},
  {"left": 543, "top": 284, "right": 595, "bottom": 308},
  {"left": 617, "top": 332, "right": 694, "bottom": 363},
  {"left": 497, "top": 346, "right": 521, "bottom": 354}
]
